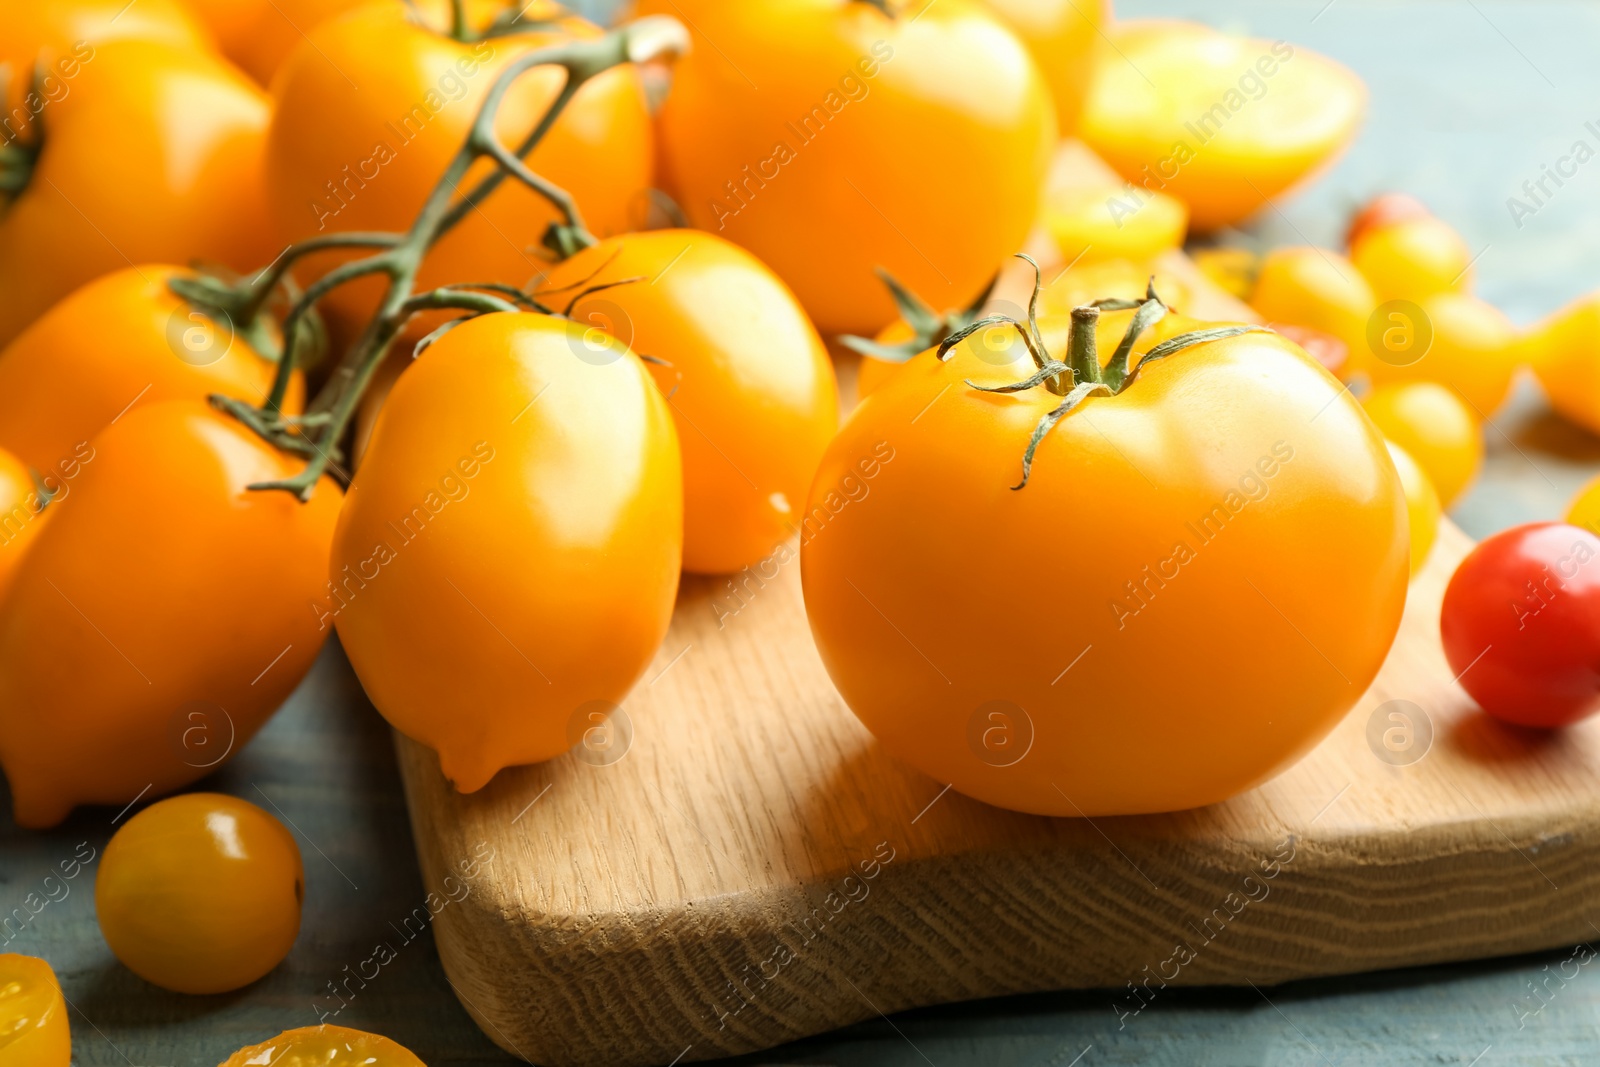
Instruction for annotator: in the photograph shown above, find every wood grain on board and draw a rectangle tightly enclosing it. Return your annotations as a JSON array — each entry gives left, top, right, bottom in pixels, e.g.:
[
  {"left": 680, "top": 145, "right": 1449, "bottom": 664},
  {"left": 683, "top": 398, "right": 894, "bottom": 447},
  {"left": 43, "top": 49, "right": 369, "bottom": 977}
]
[{"left": 395, "top": 145, "right": 1600, "bottom": 1067}]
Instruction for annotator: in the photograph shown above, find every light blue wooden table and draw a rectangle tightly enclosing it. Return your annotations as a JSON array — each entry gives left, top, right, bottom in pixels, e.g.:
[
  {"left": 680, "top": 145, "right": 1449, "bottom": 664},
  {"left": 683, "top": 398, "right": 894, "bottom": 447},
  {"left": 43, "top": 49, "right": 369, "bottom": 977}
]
[{"left": 3, "top": 2, "right": 1597, "bottom": 1064}]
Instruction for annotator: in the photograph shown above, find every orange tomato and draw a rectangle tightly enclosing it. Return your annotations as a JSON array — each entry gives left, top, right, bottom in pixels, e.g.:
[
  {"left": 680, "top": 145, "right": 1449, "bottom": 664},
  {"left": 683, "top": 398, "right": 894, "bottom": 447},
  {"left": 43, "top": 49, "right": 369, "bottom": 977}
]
[
  {"left": 1356, "top": 291, "right": 1519, "bottom": 416},
  {"left": 804, "top": 309, "right": 1407, "bottom": 816},
  {"left": 642, "top": 0, "right": 1057, "bottom": 335},
  {"left": 1037, "top": 257, "right": 1193, "bottom": 318},
  {"left": 1348, "top": 193, "right": 1474, "bottom": 301},
  {"left": 1361, "top": 381, "right": 1482, "bottom": 508},
  {"left": 0, "top": 401, "right": 341, "bottom": 827},
  {"left": 0, "top": 266, "right": 304, "bottom": 477},
  {"left": 1080, "top": 20, "right": 1365, "bottom": 231},
  {"left": 265, "top": 0, "right": 653, "bottom": 336},
  {"left": 1529, "top": 292, "right": 1600, "bottom": 436},
  {"left": 0, "top": 40, "right": 276, "bottom": 346},
  {"left": 979, "top": 0, "right": 1107, "bottom": 133},
  {"left": 181, "top": 0, "right": 369, "bottom": 85},
  {"left": 539, "top": 230, "right": 837, "bottom": 573},
  {"left": 96, "top": 793, "right": 302, "bottom": 994},
  {"left": 333, "top": 313, "right": 681, "bottom": 792},
  {"left": 219, "top": 1027, "right": 425, "bottom": 1067},
  {"left": 1249, "top": 246, "right": 1374, "bottom": 368},
  {"left": 1385, "top": 440, "right": 1440, "bottom": 576},
  {"left": 0, "top": 447, "right": 45, "bottom": 604},
  {"left": 0, "top": 953, "right": 70, "bottom": 1066}
]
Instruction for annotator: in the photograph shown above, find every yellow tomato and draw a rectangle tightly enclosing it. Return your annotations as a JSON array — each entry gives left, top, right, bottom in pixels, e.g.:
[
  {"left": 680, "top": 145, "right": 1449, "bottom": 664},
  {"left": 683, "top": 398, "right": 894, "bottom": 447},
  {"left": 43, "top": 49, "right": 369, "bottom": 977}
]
[
  {"left": 1567, "top": 472, "right": 1600, "bottom": 537},
  {"left": 0, "top": 954, "right": 69, "bottom": 1067},
  {"left": 0, "top": 447, "right": 45, "bottom": 605},
  {"left": 1192, "top": 247, "right": 1259, "bottom": 301},
  {"left": 96, "top": 793, "right": 303, "bottom": 995},
  {"left": 1530, "top": 292, "right": 1600, "bottom": 436},
  {"left": 1044, "top": 183, "right": 1188, "bottom": 267},
  {"left": 1080, "top": 20, "right": 1365, "bottom": 231},
  {"left": 1385, "top": 440, "right": 1439, "bottom": 576},
  {"left": 1358, "top": 291, "right": 1519, "bottom": 416},
  {"left": 1249, "top": 246, "right": 1373, "bottom": 367},
  {"left": 1349, "top": 194, "right": 1473, "bottom": 301},
  {"left": 980, "top": 0, "right": 1106, "bottom": 133},
  {"left": 1362, "top": 381, "right": 1482, "bottom": 508},
  {"left": 182, "top": 0, "right": 370, "bottom": 85},
  {"left": 1037, "top": 258, "right": 1193, "bottom": 319},
  {"left": 219, "top": 1027, "right": 425, "bottom": 1067}
]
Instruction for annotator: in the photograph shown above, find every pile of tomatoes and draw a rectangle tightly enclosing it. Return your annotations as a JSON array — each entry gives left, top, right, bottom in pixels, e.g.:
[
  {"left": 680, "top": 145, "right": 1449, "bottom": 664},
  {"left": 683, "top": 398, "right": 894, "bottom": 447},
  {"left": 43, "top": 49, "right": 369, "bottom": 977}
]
[{"left": 0, "top": 0, "right": 1596, "bottom": 1062}]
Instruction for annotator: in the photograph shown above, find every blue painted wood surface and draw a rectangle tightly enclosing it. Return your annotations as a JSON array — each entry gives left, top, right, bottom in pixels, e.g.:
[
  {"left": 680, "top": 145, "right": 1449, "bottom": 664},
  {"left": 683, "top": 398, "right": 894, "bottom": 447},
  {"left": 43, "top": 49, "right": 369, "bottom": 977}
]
[{"left": 3, "top": 2, "right": 1597, "bottom": 1064}]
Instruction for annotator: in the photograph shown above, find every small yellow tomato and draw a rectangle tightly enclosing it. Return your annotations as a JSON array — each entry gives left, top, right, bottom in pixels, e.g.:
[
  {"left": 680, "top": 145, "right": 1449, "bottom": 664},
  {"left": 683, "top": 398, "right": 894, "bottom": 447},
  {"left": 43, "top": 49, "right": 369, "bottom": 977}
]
[
  {"left": 1567, "top": 472, "right": 1600, "bottom": 537},
  {"left": 1192, "top": 247, "right": 1259, "bottom": 301},
  {"left": 1044, "top": 184, "right": 1188, "bottom": 267},
  {"left": 1529, "top": 293, "right": 1600, "bottom": 436},
  {"left": 218, "top": 1026, "right": 425, "bottom": 1067},
  {"left": 1037, "top": 258, "right": 1193, "bottom": 319},
  {"left": 96, "top": 793, "right": 303, "bottom": 995},
  {"left": 0, "top": 954, "right": 70, "bottom": 1066},
  {"left": 1359, "top": 292, "right": 1520, "bottom": 416},
  {"left": 1385, "top": 440, "right": 1440, "bottom": 576},
  {"left": 1249, "top": 246, "right": 1374, "bottom": 366},
  {"left": 1362, "top": 381, "right": 1482, "bottom": 508},
  {"left": 1349, "top": 195, "right": 1474, "bottom": 301},
  {"left": 1080, "top": 20, "right": 1365, "bottom": 231}
]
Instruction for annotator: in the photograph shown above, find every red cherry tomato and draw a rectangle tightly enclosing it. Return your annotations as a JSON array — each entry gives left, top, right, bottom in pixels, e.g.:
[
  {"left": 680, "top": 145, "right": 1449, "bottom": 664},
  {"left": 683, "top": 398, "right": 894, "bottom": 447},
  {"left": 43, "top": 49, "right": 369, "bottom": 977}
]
[{"left": 1440, "top": 522, "right": 1600, "bottom": 728}]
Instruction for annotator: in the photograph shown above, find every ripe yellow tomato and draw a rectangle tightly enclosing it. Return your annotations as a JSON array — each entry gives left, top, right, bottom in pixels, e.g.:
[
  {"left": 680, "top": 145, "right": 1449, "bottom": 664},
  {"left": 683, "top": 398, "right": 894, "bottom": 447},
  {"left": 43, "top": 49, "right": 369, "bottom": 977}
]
[
  {"left": 1361, "top": 381, "right": 1482, "bottom": 508},
  {"left": 219, "top": 1027, "right": 425, "bottom": 1067},
  {"left": 181, "top": 0, "right": 368, "bottom": 85},
  {"left": 265, "top": 0, "right": 652, "bottom": 337},
  {"left": 641, "top": 0, "right": 1057, "bottom": 335},
  {"left": 1080, "top": 21, "right": 1365, "bottom": 232},
  {"left": 539, "top": 230, "right": 838, "bottom": 574},
  {"left": 0, "top": 954, "right": 69, "bottom": 1066},
  {"left": 333, "top": 313, "right": 682, "bottom": 792},
  {"left": 804, "top": 314, "right": 1407, "bottom": 816},
  {"left": 1044, "top": 183, "right": 1188, "bottom": 268},
  {"left": 1529, "top": 292, "right": 1600, "bottom": 436},
  {"left": 0, "top": 267, "right": 304, "bottom": 477},
  {"left": 0, "top": 447, "right": 45, "bottom": 605},
  {"left": 0, "top": 41, "right": 276, "bottom": 347},
  {"left": 97, "top": 793, "right": 302, "bottom": 994},
  {"left": 1385, "top": 440, "right": 1440, "bottom": 576},
  {"left": 0, "top": 402, "right": 341, "bottom": 827},
  {"left": 1349, "top": 194, "right": 1473, "bottom": 301},
  {"left": 1356, "top": 291, "right": 1519, "bottom": 416},
  {"left": 979, "top": 0, "right": 1107, "bottom": 133},
  {"left": 1249, "top": 246, "right": 1374, "bottom": 369},
  {"left": 1191, "top": 248, "right": 1259, "bottom": 302},
  {"left": 1038, "top": 258, "right": 1194, "bottom": 319}
]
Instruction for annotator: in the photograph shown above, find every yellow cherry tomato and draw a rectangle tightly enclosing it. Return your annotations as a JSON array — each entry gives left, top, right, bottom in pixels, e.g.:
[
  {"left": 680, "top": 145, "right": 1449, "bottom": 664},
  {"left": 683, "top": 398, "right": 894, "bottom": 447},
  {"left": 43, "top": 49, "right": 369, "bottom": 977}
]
[
  {"left": 1385, "top": 440, "right": 1439, "bottom": 576},
  {"left": 1080, "top": 20, "right": 1365, "bottom": 231},
  {"left": 0, "top": 954, "right": 70, "bottom": 1067},
  {"left": 1529, "top": 292, "right": 1600, "bottom": 436},
  {"left": 1567, "top": 472, "right": 1600, "bottom": 537},
  {"left": 538, "top": 230, "right": 838, "bottom": 574},
  {"left": 641, "top": 0, "right": 1057, "bottom": 336},
  {"left": 1249, "top": 246, "right": 1373, "bottom": 368},
  {"left": 1044, "top": 183, "right": 1188, "bottom": 268},
  {"left": 806, "top": 309, "right": 1406, "bottom": 816},
  {"left": 219, "top": 1026, "right": 425, "bottom": 1067},
  {"left": 1037, "top": 258, "right": 1194, "bottom": 319},
  {"left": 1348, "top": 194, "right": 1473, "bottom": 301},
  {"left": 333, "top": 313, "right": 682, "bottom": 793},
  {"left": 1361, "top": 381, "right": 1482, "bottom": 508},
  {"left": 97, "top": 793, "right": 303, "bottom": 995},
  {"left": 980, "top": 0, "right": 1106, "bottom": 133},
  {"left": 0, "top": 447, "right": 45, "bottom": 605},
  {"left": 1357, "top": 291, "right": 1519, "bottom": 416}
]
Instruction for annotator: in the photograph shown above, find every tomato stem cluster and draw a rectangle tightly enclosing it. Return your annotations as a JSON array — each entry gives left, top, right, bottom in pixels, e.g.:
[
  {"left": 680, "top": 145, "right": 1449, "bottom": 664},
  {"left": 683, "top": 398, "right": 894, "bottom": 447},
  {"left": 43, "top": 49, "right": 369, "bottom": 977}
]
[
  {"left": 938, "top": 255, "right": 1264, "bottom": 489},
  {"left": 196, "top": 16, "right": 688, "bottom": 500},
  {"left": 837, "top": 268, "right": 997, "bottom": 365}
]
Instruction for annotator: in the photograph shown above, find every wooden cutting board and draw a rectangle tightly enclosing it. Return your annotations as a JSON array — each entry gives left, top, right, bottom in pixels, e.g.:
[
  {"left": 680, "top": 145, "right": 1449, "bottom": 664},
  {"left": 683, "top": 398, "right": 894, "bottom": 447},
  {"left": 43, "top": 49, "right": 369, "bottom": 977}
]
[{"left": 395, "top": 150, "right": 1600, "bottom": 1067}]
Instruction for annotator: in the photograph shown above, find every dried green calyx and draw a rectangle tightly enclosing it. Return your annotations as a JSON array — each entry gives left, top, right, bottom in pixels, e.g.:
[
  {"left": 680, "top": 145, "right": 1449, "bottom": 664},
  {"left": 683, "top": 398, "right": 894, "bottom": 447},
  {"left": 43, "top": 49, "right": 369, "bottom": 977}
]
[
  {"left": 838, "top": 268, "right": 998, "bottom": 366},
  {"left": 939, "top": 254, "right": 1265, "bottom": 490}
]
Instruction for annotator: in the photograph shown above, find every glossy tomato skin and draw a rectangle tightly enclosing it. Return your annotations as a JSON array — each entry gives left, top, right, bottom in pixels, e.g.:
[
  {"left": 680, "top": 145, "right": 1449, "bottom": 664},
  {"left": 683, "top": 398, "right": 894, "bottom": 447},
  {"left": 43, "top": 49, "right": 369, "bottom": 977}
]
[
  {"left": 1361, "top": 381, "right": 1482, "bottom": 508},
  {"left": 1249, "top": 246, "right": 1374, "bottom": 366},
  {"left": 0, "top": 953, "right": 70, "bottom": 1066},
  {"left": 539, "top": 230, "right": 838, "bottom": 574},
  {"left": 265, "top": 1, "right": 652, "bottom": 336},
  {"left": 219, "top": 1027, "right": 425, "bottom": 1067},
  {"left": 1441, "top": 523, "right": 1600, "bottom": 728},
  {"left": 0, "top": 447, "right": 47, "bottom": 605},
  {"left": 180, "top": 0, "right": 368, "bottom": 85},
  {"left": 0, "top": 266, "right": 304, "bottom": 476},
  {"left": 333, "top": 313, "right": 682, "bottom": 792},
  {"left": 641, "top": 0, "right": 1056, "bottom": 336},
  {"left": 0, "top": 401, "right": 342, "bottom": 827},
  {"left": 979, "top": 0, "right": 1106, "bottom": 133},
  {"left": 803, "top": 327, "right": 1408, "bottom": 816},
  {"left": 96, "top": 793, "right": 303, "bottom": 994},
  {"left": 0, "top": 41, "right": 276, "bottom": 346}
]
